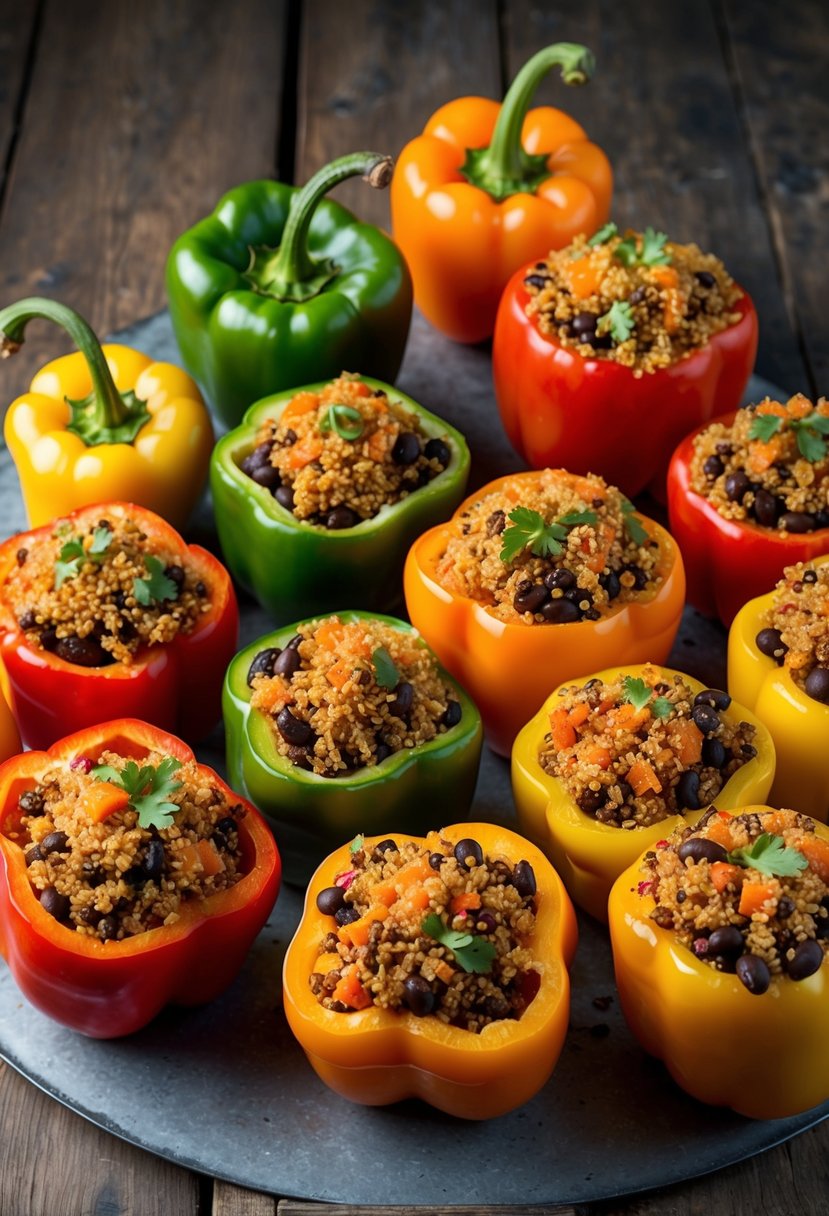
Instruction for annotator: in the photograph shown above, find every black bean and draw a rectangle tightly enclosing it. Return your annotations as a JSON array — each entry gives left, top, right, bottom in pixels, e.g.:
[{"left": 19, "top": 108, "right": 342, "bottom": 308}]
[
  {"left": 675, "top": 770, "right": 701, "bottom": 810},
  {"left": 628, "top": 287, "right": 646, "bottom": 305},
  {"left": 25, "top": 844, "right": 44, "bottom": 866},
  {"left": 403, "top": 975, "right": 436, "bottom": 1017},
  {"left": 751, "top": 488, "right": 779, "bottom": 527},
  {"left": 78, "top": 906, "right": 101, "bottom": 926},
  {"left": 785, "top": 939, "right": 824, "bottom": 980},
  {"left": 442, "top": 699, "right": 462, "bottom": 728},
  {"left": 624, "top": 564, "right": 648, "bottom": 591},
  {"left": 241, "top": 442, "right": 273, "bottom": 475},
  {"left": 428, "top": 852, "right": 445, "bottom": 871},
  {"left": 512, "top": 860, "right": 536, "bottom": 898},
  {"left": 589, "top": 333, "right": 613, "bottom": 351},
  {"left": 741, "top": 743, "right": 757, "bottom": 758},
  {"left": 215, "top": 815, "right": 237, "bottom": 838},
  {"left": 486, "top": 509, "right": 506, "bottom": 536},
  {"left": 600, "top": 570, "right": 621, "bottom": 600},
  {"left": 776, "top": 896, "right": 795, "bottom": 920},
  {"left": 735, "top": 954, "right": 770, "bottom": 994},
  {"left": 16, "top": 547, "right": 27, "bottom": 566},
  {"left": 424, "top": 437, "right": 451, "bottom": 467},
  {"left": 694, "top": 688, "right": 731, "bottom": 711},
  {"left": 817, "top": 915, "right": 829, "bottom": 941},
  {"left": 81, "top": 861, "right": 105, "bottom": 887},
  {"left": 571, "top": 311, "right": 598, "bottom": 336},
  {"left": 544, "top": 567, "right": 576, "bottom": 591},
  {"left": 247, "top": 648, "right": 280, "bottom": 686},
  {"left": 701, "top": 737, "right": 727, "bottom": 769},
  {"left": 513, "top": 582, "right": 549, "bottom": 614},
  {"left": 55, "top": 635, "right": 111, "bottom": 667},
  {"left": 392, "top": 431, "right": 421, "bottom": 465},
  {"left": 19, "top": 609, "right": 37, "bottom": 630},
  {"left": 195, "top": 581, "right": 207, "bottom": 597},
  {"left": 577, "top": 787, "right": 605, "bottom": 814},
  {"left": 724, "top": 470, "right": 750, "bottom": 503},
  {"left": 815, "top": 510, "right": 829, "bottom": 530},
  {"left": 316, "top": 886, "right": 345, "bottom": 916},
  {"left": 40, "top": 830, "right": 70, "bottom": 855},
  {"left": 691, "top": 703, "right": 721, "bottom": 735},
  {"left": 695, "top": 270, "right": 717, "bottom": 288},
  {"left": 564, "top": 586, "right": 593, "bottom": 609},
  {"left": 454, "top": 838, "right": 483, "bottom": 869},
  {"left": 375, "top": 742, "right": 392, "bottom": 763},
  {"left": 275, "top": 707, "right": 312, "bottom": 746},
  {"left": 274, "top": 484, "right": 295, "bottom": 510},
  {"left": 273, "top": 647, "right": 301, "bottom": 678},
  {"left": 285, "top": 745, "right": 312, "bottom": 770},
  {"left": 677, "top": 837, "right": 728, "bottom": 866},
  {"left": 804, "top": 667, "right": 829, "bottom": 704},
  {"left": 164, "top": 564, "right": 186, "bottom": 596},
  {"left": 325, "top": 506, "right": 360, "bottom": 529},
  {"left": 40, "top": 627, "right": 59, "bottom": 651},
  {"left": 334, "top": 905, "right": 360, "bottom": 927},
  {"left": 18, "top": 789, "right": 45, "bottom": 816},
  {"left": 250, "top": 463, "right": 281, "bottom": 490},
  {"left": 286, "top": 634, "right": 302, "bottom": 650},
  {"left": 374, "top": 839, "right": 398, "bottom": 855},
  {"left": 703, "top": 455, "right": 724, "bottom": 479},
  {"left": 141, "top": 839, "right": 165, "bottom": 881},
  {"left": 801, "top": 568, "right": 818, "bottom": 584},
  {"left": 755, "top": 627, "right": 787, "bottom": 662},
  {"left": 708, "top": 926, "right": 744, "bottom": 956},
  {"left": 98, "top": 916, "right": 119, "bottom": 941},
  {"left": 388, "top": 681, "right": 414, "bottom": 718},
  {"left": 40, "top": 887, "right": 70, "bottom": 921},
  {"left": 780, "top": 511, "right": 817, "bottom": 534},
  {"left": 541, "top": 597, "right": 581, "bottom": 624}
]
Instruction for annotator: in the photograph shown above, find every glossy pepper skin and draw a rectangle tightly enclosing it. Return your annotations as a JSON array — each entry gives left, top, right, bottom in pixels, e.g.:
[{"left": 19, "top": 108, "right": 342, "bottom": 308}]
[
  {"left": 0, "top": 298, "right": 213, "bottom": 530},
  {"left": 167, "top": 152, "right": 412, "bottom": 427},
  {"left": 0, "top": 502, "right": 239, "bottom": 749},
  {"left": 512, "top": 665, "right": 776, "bottom": 921},
  {"left": 728, "top": 557, "right": 829, "bottom": 823},
  {"left": 283, "top": 823, "right": 576, "bottom": 1119},
  {"left": 403, "top": 472, "right": 685, "bottom": 757},
  {"left": 668, "top": 416, "right": 829, "bottom": 625},
  {"left": 391, "top": 44, "right": 611, "bottom": 345},
  {"left": 223, "top": 613, "right": 483, "bottom": 884},
  {"left": 0, "top": 719, "right": 281, "bottom": 1038},
  {"left": 608, "top": 807, "right": 829, "bottom": 1119},
  {"left": 493, "top": 277, "right": 758, "bottom": 500},
  {"left": 210, "top": 377, "right": 470, "bottom": 623}
]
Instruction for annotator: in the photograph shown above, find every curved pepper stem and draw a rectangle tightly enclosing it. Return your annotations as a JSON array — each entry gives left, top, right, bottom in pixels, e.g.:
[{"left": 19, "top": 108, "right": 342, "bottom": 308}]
[
  {"left": 244, "top": 152, "right": 394, "bottom": 303},
  {"left": 462, "top": 43, "right": 595, "bottom": 202},
  {"left": 0, "top": 296, "right": 150, "bottom": 445}
]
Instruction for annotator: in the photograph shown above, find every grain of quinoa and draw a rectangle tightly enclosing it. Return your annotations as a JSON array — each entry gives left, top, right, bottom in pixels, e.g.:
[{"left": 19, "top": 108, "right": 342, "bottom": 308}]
[
  {"left": 309, "top": 832, "right": 539, "bottom": 1032},
  {"left": 641, "top": 806, "right": 829, "bottom": 994},
  {"left": 248, "top": 616, "right": 462, "bottom": 778},
  {"left": 540, "top": 666, "right": 757, "bottom": 828},
  {"left": 755, "top": 561, "right": 829, "bottom": 703}
]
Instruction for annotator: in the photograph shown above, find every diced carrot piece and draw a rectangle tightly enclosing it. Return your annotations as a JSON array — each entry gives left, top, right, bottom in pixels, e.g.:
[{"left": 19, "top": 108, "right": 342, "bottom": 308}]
[
  {"left": 337, "top": 904, "right": 388, "bottom": 947},
  {"left": 783, "top": 393, "right": 813, "bottom": 420},
  {"left": 671, "top": 719, "right": 703, "bottom": 766},
  {"left": 367, "top": 431, "right": 388, "bottom": 461},
  {"left": 797, "top": 836, "right": 829, "bottom": 883},
  {"left": 394, "top": 856, "right": 434, "bottom": 888},
  {"left": 79, "top": 781, "right": 130, "bottom": 823},
  {"left": 564, "top": 257, "right": 603, "bottom": 299},
  {"left": 312, "top": 951, "right": 342, "bottom": 975},
  {"left": 401, "top": 886, "right": 432, "bottom": 912},
  {"left": 705, "top": 819, "right": 735, "bottom": 850},
  {"left": 332, "top": 964, "right": 373, "bottom": 1010},
  {"left": 613, "top": 703, "right": 651, "bottom": 732},
  {"left": 197, "top": 838, "right": 225, "bottom": 877},
  {"left": 349, "top": 381, "right": 372, "bottom": 398},
  {"left": 341, "top": 623, "right": 372, "bottom": 659},
  {"left": 747, "top": 436, "right": 783, "bottom": 474},
  {"left": 755, "top": 399, "right": 788, "bottom": 419},
  {"left": 176, "top": 843, "right": 200, "bottom": 873},
  {"left": 598, "top": 698, "right": 616, "bottom": 714},
  {"left": 550, "top": 707, "right": 577, "bottom": 751},
  {"left": 650, "top": 265, "right": 679, "bottom": 291},
  {"left": 710, "top": 862, "right": 743, "bottom": 893},
  {"left": 568, "top": 702, "right": 590, "bottom": 727},
  {"left": 627, "top": 759, "right": 661, "bottom": 796},
  {"left": 581, "top": 744, "right": 612, "bottom": 770},
  {"left": 370, "top": 881, "right": 399, "bottom": 908},
  {"left": 326, "top": 658, "right": 354, "bottom": 690},
  {"left": 662, "top": 290, "right": 685, "bottom": 335},
  {"left": 761, "top": 810, "right": 797, "bottom": 836},
  {"left": 251, "top": 676, "right": 292, "bottom": 713},
  {"left": 739, "top": 881, "right": 776, "bottom": 917},
  {"left": 284, "top": 435, "right": 323, "bottom": 470},
  {"left": 315, "top": 619, "right": 345, "bottom": 650},
  {"left": 450, "top": 891, "right": 481, "bottom": 916},
  {"left": 280, "top": 391, "right": 320, "bottom": 422},
  {"left": 434, "top": 960, "right": 455, "bottom": 985}
]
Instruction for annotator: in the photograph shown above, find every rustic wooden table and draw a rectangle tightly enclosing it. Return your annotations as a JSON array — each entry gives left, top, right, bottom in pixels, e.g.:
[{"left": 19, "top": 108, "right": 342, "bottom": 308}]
[{"left": 0, "top": 1, "right": 827, "bottom": 1213}]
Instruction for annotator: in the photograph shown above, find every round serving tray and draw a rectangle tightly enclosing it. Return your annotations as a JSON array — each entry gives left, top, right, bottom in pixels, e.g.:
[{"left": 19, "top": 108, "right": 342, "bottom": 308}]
[{"left": 0, "top": 314, "right": 825, "bottom": 1206}]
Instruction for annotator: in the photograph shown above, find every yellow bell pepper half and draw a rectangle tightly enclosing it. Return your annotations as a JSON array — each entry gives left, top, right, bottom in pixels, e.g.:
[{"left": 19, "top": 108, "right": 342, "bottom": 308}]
[{"left": 511, "top": 665, "right": 776, "bottom": 921}]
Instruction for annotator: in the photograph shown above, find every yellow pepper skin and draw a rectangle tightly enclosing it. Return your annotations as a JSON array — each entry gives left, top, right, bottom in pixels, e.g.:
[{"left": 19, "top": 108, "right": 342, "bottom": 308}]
[
  {"left": 282, "top": 823, "right": 577, "bottom": 1120},
  {"left": 511, "top": 665, "right": 776, "bottom": 921},
  {"left": 0, "top": 299, "right": 213, "bottom": 530},
  {"left": 728, "top": 556, "right": 829, "bottom": 824},
  {"left": 608, "top": 807, "right": 829, "bottom": 1119}
]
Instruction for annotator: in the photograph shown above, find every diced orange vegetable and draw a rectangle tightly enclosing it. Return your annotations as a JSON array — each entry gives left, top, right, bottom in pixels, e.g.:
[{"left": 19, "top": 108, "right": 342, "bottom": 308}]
[
  {"left": 367, "top": 431, "right": 388, "bottom": 461},
  {"left": 450, "top": 891, "right": 481, "bottom": 915},
  {"left": 284, "top": 435, "right": 323, "bottom": 470},
  {"left": 612, "top": 702, "right": 651, "bottom": 733},
  {"left": 739, "top": 881, "right": 776, "bottom": 917},
  {"left": 400, "top": 886, "right": 432, "bottom": 912},
  {"left": 315, "top": 619, "right": 345, "bottom": 650},
  {"left": 326, "top": 658, "right": 355, "bottom": 690},
  {"left": 434, "top": 959, "right": 456, "bottom": 985},
  {"left": 705, "top": 819, "right": 735, "bottom": 850},
  {"left": 349, "top": 381, "right": 372, "bottom": 398},
  {"left": 671, "top": 719, "right": 703, "bottom": 766},
  {"left": 650, "top": 265, "right": 679, "bottom": 291},
  {"left": 176, "top": 843, "right": 200, "bottom": 873},
  {"left": 337, "top": 904, "right": 388, "bottom": 947},
  {"left": 251, "top": 676, "right": 292, "bottom": 713},
  {"left": 797, "top": 835, "right": 829, "bottom": 884},
  {"left": 564, "top": 257, "right": 603, "bottom": 299},
  {"left": 710, "top": 861, "right": 743, "bottom": 893},
  {"left": 370, "top": 881, "right": 399, "bottom": 908},
  {"left": 79, "top": 781, "right": 130, "bottom": 823},
  {"left": 626, "top": 759, "right": 661, "bottom": 796},
  {"left": 332, "top": 964, "right": 373, "bottom": 1010},
  {"left": 581, "top": 744, "right": 612, "bottom": 770},
  {"left": 568, "top": 702, "right": 590, "bottom": 727},
  {"left": 312, "top": 951, "right": 341, "bottom": 975},
  {"left": 197, "top": 838, "right": 225, "bottom": 877},
  {"left": 280, "top": 391, "right": 320, "bottom": 422},
  {"left": 394, "top": 856, "right": 434, "bottom": 888},
  {"left": 550, "top": 707, "right": 577, "bottom": 751},
  {"left": 583, "top": 521, "right": 616, "bottom": 574},
  {"left": 747, "top": 436, "right": 783, "bottom": 474},
  {"left": 755, "top": 399, "right": 788, "bottom": 419}
]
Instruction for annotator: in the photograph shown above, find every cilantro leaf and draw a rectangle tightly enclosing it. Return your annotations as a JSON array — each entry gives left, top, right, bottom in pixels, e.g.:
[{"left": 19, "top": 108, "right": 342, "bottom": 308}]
[
  {"left": 727, "top": 833, "right": 808, "bottom": 879},
  {"left": 372, "top": 646, "right": 400, "bottom": 690},
  {"left": 749, "top": 413, "right": 783, "bottom": 443},
  {"left": 640, "top": 227, "right": 671, "bottom": 266},
  {"left": 621, "top": 497, "right": 648, "bottom": 546},
  {"left": 54, "top": 527, "right": 113, "bottom": 589},
  {"left": 91, "top": 756, "right": 183, "bottom": 830},
  {"left": 133, "top": 555, "right": 178, "bottom": 606},
  {"left": 557, "top": 509, "right": 599, "bottom": 529},
  {"left": 792, "top": 413, "right": 829, "bottom": 462},
  {"left": 587, "top": 221, "right": 618, "bottom": 247},
  {"left": 651, "top": 697, "right": 673, "bottom": 719},
  {"left": 89, "top": 525, "right": 113, "bottom": 555},
  {"left": 499, "top": 506, "right": 596, "bottom": 564},
  {"left": 319, "top": 403, "right": 364, "bottom": 441},
  {"left": 350, "top": 834, "right": 364, "bottom": 855},
  {"left": 422, "top": 912, "right": 497, "bottom": 974},
  {"left": 596, "top": 300, "right": 635, "bottom": 344},
  {"left": 622, "top": 676, "right": 652, "bottom": 711},
  {"left": 613, "top": 236, "right": 639, "bottom": 267}
]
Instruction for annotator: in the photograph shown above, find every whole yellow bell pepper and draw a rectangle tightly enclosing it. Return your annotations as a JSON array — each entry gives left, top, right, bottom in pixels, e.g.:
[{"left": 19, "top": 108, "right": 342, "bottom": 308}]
[
  {"left": 728, "top": 554, "right": 829, "bottom": 823},
  {"left": 608, "top": 806, "right": 829, "bottom": 1119},
  {"left": 512, "top": 665, "right": 776, "bottom": 921},
  {"left": 0, "top": 297, "right": 213, "bottom": 529}
]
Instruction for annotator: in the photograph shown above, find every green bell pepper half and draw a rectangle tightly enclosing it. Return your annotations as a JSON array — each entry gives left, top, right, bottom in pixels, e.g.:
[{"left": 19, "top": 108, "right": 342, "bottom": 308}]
[
  {"left": 166, "top": 152, "right": 413, "bottom": 427},
  {"left": 210, "top": 376, "right": 470, "bottom": 623},
  {"left": 223, "top": 611, "right": 483, "bottom": 884}
]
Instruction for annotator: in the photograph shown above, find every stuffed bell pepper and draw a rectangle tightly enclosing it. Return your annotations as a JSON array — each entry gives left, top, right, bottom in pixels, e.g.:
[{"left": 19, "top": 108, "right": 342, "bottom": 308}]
[
  {"left": 0, "top": 297, "right": 213, "bottom": 530},
  {"left": 0, "top": 718, "right": 280, "bottom": 1037},
  {"left": 391, "top": 43, "right": 612, "bottom": 343},
  {"left": 728, "top": 556, "right": 829, "bottom": 822},
  {"left": 404, "top": 469, "right": 685, "bottom": 756},
  {"left": 167, "top": 153, "right": 412, "bottom": 426},
  {"left": 609, "top": 805, "right": 829, "bottom": 1119},
  {"left": 512, "top": 664, "right": 775, "bottom": 920},
  {"left": 669, "top": 394, "right": 829, "bottom": 624},
  {"left": 493, "top": 223, "right": 758, "bottom": 499},
  {"left": 0, "top": 502, "right": 238, "bottom": 748},
  {"left": 211, "top": 373, "right": 469, "bottom": 622},
  {"left": 283, "top": 823, "right": 576, "bottom": 1119},
  {"left": 223, "top": 612, "right": 482, "bottom": 883}
]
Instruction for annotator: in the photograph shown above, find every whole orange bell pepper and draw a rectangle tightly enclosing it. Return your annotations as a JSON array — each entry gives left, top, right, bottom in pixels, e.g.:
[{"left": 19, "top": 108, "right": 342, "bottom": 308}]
[
  {"left": 282, "top": 823, "right": 576, "bottom": 1120},
  {"left": 390, "top": 43, "right": 612, "bottom": 343}
]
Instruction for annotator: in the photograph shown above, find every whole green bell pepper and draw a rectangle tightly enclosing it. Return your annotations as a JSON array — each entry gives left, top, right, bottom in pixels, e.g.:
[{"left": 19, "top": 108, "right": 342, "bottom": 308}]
[
  {"left": 223, "top": 611, "right": 483, "bottom": 884},
  {"left": 210, "top": 375, "right": 470, "bottom": 622},
  {"left": 166, "top": 152, "right": 413, "bottom": 427}
]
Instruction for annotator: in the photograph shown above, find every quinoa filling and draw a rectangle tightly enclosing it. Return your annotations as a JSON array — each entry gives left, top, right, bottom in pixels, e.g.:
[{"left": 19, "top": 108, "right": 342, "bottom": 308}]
[
  {"left": 4, "top": 514, "right": 209, "bottom": 666},
  {"left": 4, "top": 750, "right": 245, "bottom": 941},
  {"left": 755, "top": 562, "right": 829, "bottom": 704},
  {"left": 309, "top": 832, "right": 539, "bottom": 1032},
  {"left": 524, "top": 223, "right": 742, "bottom": 375},
  {"left": 690, "top": 394, "right": 829, "bottom": 531},
  {"left": 247, "top": 616, "right": 462, "bottom": 778},
  {"left": 539, "top": 667, "right": 757, "bottom": 828},
  {"left": 240, "top": 373, "right": 452, "bottom": 528},
  {"left": 641, "top": 806, "right": 829, "bottom": 994},
  {"left": 434, "top": 470, "right": 663, "bottom": 625}
]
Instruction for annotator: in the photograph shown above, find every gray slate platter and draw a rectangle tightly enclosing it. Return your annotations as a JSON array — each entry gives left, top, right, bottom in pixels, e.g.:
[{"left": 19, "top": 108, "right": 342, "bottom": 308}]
[{"left": 0, "top": 310, "right": 826, "bottom": 1206}]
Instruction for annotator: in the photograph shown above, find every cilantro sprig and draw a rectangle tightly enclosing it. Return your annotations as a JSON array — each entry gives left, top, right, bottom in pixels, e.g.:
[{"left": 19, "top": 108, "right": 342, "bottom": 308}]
[
  {"left": 372, "top": 646, "right": 400, "bottom": 690},
  {"left": 133, "top": 555, "right": 178, "bottom": 606},
  {"left": 54, "top": 525, "right": 113, "bottom": 590},
  {"left": 422, "top": 913, "right": 496, "bottom": 974},
  {"left": 622, "top": 675, "right": 672, "bottom": 719},
  {"left": 587, "top": 221, "right": 618, "bottom": 247},
  {"left": 620, "top": 496, "right": 648, "bottom": 546},
  {"left": 614, "top": 226, "right": 671, "bottom": 268},
  {"left": 596, "top": 300, "right": 635, "bottom": 344},
  {"left": 319, "top": 403, "right": 364, "bottom": 441},
  {"left": 499, "top": 506, "right": 597, "bottom": 564},
  {"left": 726, "top": 833, "right": 808, "bottom": 879},
  {"left": 91, "top": 756, "right": 183, "bottom": 830},
  {"left": 748, "top": 411, "right": 829, "bottom": 463}
]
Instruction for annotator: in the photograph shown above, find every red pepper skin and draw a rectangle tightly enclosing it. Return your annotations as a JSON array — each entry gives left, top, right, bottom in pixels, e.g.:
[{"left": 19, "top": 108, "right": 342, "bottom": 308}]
[
  {"left": 0, "top": 719, "right": 281, "bottom": 1037},
  {"left": 492, "top": 270, "right": 758, "bottom": 499},
  {"left": 667, "top": 420, "right": 829, "bottom": 625},
  {"left": 0, "top": 502, "right": 239, "bottom": 748}
]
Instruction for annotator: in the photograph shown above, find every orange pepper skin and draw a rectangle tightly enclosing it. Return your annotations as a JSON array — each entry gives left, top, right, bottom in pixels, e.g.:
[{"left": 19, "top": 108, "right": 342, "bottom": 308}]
[
  {"left": 282, "top": 823, "right": 576, "bottom": 1120},
  {"left": 608, "top": 807, "right": 829, "bottom": 1119},
  {"left": 493, "top": 279, "right": 757, "bottom": 500},
  {"left": 511, "top": 666, "right": 775, "bottom": 921},
  {"left": 403, "top": 472, "right": 685, "bottom": 756}
]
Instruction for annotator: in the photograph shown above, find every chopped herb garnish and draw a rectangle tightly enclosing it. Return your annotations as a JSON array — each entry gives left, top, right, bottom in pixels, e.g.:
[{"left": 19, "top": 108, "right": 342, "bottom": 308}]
[
  {"left": 91, "top": 756, "right": 183, "bottom": 830},
  {"left": 319, "top": 403, "right": 364, "bottom": 441},
  {"left": 596, "top": 300, "right": 635, "bottom": 344},
  {"left": 748, "top": 410, "right": 829, "bottom": 462},
  {"left": 587, "top": 221, "right": 618, "bottom": 247},
  {"left": 54, "top": 525, "right": 113, "bottom": 589},
  {"left": 133, "top": 555, "right": 178, "bottom": 606},
  {"left": 349, "top": 833, "right": 364, "bottom": 855},
  {"left": 748, "top": 413, "right": 783, "bottom": 443},
  {"left": 620, "top": 496, "right": 648, "bottom": 546},
  {"left": 372, "top": 646, "right": 400, "bottom": 690},
  {"left": 614, "top": 226, "right": 671, "bottom": 268},
  {"left": 622, "top": 675, "right": 672, "bottom": 719},
  {"left": 726, "top": 833, "right": 808, "bottom": 879},
  {"left": 422, "top": 912, "right": 497, "bottom": 974},
  {"left": 499, "top": 506, "right": 597, "bottom": 564}
]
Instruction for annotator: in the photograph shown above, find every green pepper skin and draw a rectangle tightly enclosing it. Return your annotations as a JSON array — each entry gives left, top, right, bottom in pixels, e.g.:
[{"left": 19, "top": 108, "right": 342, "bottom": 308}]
[
  {"left": 210, "top": 377, "right": 470, "bottom": 623},
  {"left": 223, "top": 612, "right": 483, "bottom": 884},
  {"left": 166, "top": 181, "right": 412, "bottom": 427}
]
